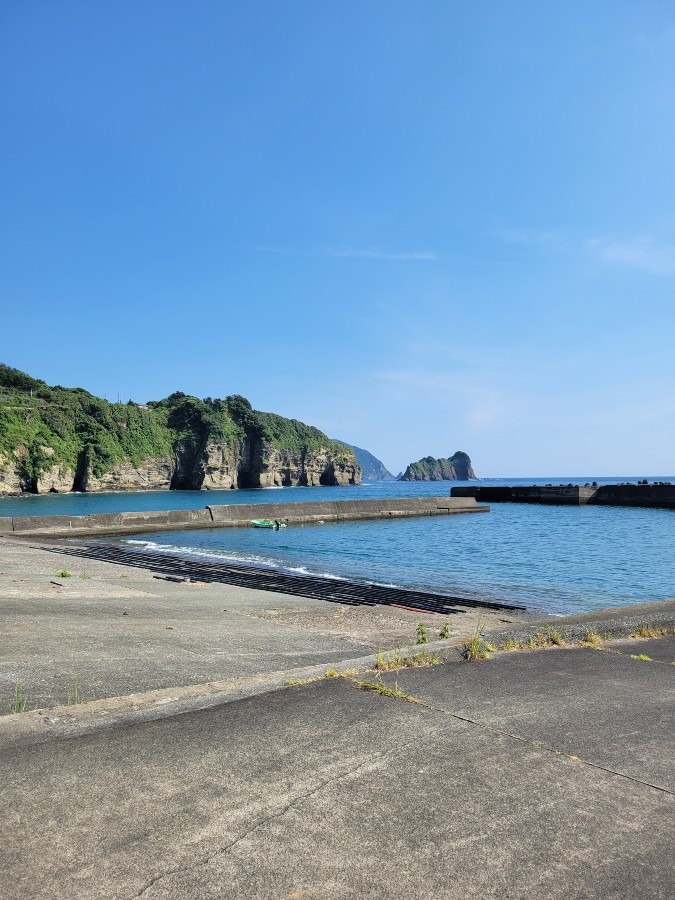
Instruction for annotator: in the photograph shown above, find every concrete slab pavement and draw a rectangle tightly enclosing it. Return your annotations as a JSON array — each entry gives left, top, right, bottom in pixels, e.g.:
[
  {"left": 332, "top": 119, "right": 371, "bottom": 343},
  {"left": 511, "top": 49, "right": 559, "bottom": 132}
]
[
  {"left": 392, "top": 646, "right": 675, "bottom": 791},
  {"left": 604, "top": 634, "right": 675, "bottom": 664},
  {"left": 0, "top": 539, "right": 521, "bottom": 712},
  {"left": 1, "top": 643, "right": 673, "bottom": 899}
]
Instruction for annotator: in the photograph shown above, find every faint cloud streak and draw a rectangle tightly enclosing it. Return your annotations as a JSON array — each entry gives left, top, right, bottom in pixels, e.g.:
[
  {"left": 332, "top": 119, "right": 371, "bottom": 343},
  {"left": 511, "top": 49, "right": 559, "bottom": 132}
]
[
  {"left": 585, "top": 236, "right": 675, "bottom": 276},
  {"left": 498, "top": 227, "right": 675, "bottom": 276},
  {"left": 252, "top": 245, "right": 438, "bottom": 261}
]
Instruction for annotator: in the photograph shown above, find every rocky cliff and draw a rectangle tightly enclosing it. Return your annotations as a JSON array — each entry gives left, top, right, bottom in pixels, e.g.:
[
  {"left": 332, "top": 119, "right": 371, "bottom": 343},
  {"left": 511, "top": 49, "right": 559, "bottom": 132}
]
[
  {"left": 400, "top": 451, "right": 476, "bottom": 482},
  {"left": 0, "top": 365, "right": 360, "bottom": 494}
]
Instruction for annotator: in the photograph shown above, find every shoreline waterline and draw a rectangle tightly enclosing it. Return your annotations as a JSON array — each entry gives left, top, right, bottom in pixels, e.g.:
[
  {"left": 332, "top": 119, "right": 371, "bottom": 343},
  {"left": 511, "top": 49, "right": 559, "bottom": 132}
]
[{"left": 2, "top": 478, "right": 675, "bottom": 617}]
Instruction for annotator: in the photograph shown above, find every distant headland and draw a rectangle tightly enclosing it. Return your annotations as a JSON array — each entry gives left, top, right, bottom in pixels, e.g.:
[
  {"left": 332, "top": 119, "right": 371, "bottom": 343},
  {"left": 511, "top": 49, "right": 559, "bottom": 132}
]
[
  {"left": 335, "top": 443, "right": 395, "bottom": 481},
  {"left": 400, "top": 451, "right": 476, "bottom": 482},
  {"left": 0, "top": 364, "right": 360, "bottom": 494}
]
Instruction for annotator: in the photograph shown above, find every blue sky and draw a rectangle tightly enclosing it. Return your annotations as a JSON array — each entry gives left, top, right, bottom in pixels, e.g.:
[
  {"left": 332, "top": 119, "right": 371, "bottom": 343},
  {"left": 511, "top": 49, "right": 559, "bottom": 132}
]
[{"left": 2, "top": 2, "right": 675, "bottom": 476}]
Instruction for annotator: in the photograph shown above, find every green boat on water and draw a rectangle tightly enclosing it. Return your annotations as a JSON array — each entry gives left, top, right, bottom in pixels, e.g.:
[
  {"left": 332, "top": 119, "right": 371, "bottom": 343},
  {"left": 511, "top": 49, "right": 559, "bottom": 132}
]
[{"left": 250, "top": 519, "right": 286, "bottom": 529}]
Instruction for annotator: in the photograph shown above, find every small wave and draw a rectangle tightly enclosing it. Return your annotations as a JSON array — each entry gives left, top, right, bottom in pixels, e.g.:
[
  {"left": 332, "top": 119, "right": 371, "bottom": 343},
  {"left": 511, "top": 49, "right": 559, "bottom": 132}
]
[
  {"left": 121, "top": 537, "right": 348, "bottom": 580},
  {"left": 122, "top": 538, "right": 287, "bottom": 570},
  {"left": 284, "top": 565, "right": 341, "bottom": 579}
]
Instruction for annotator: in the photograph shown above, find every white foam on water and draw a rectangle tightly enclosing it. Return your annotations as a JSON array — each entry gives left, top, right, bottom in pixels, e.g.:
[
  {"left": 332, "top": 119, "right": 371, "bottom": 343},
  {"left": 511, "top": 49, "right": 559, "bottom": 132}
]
[
  {"left": 121, "top": 537, "right": 350, "bottom": 580},
  {"left": 284, "top": 564, "right": 341, "bottom": 579},
  {"left": 122, "top": 538, "right": 292, "bottom": 571}
]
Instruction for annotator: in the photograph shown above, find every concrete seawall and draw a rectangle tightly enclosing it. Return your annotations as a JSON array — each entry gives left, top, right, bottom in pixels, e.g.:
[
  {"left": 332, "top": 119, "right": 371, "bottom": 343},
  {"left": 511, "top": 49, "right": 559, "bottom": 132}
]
[
  {"left": 0, "top": 496, "right": 487, "bottom": 537},
  {"left": 452, "top": 483, "right": 675, "bottom": 509}
]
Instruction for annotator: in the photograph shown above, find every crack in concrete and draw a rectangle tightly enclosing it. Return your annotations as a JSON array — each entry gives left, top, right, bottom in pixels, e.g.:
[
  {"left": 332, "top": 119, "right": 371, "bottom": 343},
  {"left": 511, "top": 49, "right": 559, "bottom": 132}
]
[
  {"left": 353, "top": 682, "right": 675, "bottom": 798},
  {"left": 131, "top": 723, "right": 433, "bottom": 898},
  {"left": 436, "top": 706, "right": 675, "bottom": 795}
]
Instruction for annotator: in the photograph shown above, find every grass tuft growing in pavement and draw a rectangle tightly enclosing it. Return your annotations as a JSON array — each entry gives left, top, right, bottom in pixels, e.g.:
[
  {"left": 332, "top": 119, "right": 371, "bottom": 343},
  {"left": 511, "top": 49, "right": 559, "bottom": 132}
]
[
  {"left": 462, "top": 619, "right": 495, "bottom": 660},
  {"left": 415, "top": 623, "right": 429, "bottom": 645},
  {"left": 631, "top": 654, "right": 652, "bottom": 661},
  {"left": 9, "top": 682, "right": 26, "bottom": 714},
  {"left": 67, "top": 678, "right": 83, "bottom": 705},
  {"left": 581, "top": 630, "right": 603, "bottom": 646},
  {"left": 354, "top": 678, "right": 420, "bottom": 703},
  {"left": 499, "top": 638, "right": 521, "bottom": 652},
  {"left": 631, "top": 625, "right": 668, "bottom": 639},
  {"left": 284, "top": 676, "right": 322, "bottom": 687},
  {"left": 374, "top": 647, "right": 441, "bottom": 671},
  {"left": 546, "top": 626, "right": 566, "bottom": 646}
]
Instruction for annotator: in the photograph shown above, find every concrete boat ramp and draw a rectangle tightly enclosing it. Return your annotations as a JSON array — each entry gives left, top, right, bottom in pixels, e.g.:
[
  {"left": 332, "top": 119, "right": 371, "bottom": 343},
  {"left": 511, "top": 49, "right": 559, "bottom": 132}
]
[{"left": 1, "top": 533, "right": 674, "bottom": 898}]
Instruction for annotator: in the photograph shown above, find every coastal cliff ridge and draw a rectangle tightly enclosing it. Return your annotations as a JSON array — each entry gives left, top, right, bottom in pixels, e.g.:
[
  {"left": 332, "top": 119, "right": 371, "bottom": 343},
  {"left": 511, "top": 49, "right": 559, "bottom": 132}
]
[{"left": 0, "top": 364, "right": 360, "bottom": 494}]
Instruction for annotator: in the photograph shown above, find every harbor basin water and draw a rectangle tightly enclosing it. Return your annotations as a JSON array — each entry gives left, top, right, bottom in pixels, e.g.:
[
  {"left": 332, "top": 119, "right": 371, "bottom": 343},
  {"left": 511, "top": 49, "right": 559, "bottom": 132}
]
[{"left": 2, "top": 478, "right": 673, "bottom": 615}]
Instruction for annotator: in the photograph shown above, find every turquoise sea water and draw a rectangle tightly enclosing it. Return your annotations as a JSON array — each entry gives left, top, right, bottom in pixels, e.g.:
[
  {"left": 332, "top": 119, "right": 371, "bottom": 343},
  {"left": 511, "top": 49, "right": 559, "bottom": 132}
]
[{"left": 2, "top": 478, "right": 674, "bottom": 614}]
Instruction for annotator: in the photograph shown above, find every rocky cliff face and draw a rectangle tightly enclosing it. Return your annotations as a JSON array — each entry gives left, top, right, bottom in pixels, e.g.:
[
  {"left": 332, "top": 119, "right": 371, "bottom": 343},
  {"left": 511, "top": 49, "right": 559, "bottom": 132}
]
[
  {"left": 194, "top": 439, "right": 359, "bottom": 490},
  {"left": 0, "top": 364, "right": 360, "bottom": 495},
  {"left": 0, "top": 441, "right": 359, "bottom": 495},
  {"left": 76, "top": 456, "right": 175, "bottom": 493},
  {"left": 400, "top": 451, "right": 476, "bottom": 482}
]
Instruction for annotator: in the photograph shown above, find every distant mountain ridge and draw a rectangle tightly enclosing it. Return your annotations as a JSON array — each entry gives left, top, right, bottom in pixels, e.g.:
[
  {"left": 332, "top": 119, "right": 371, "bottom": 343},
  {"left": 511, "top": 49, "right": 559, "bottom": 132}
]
[
  {"left": 346, "top": 444, "right": 395, "bottom": 481},
  {"left": 400, "top": 451, "right": 476, "bottom": 482}
]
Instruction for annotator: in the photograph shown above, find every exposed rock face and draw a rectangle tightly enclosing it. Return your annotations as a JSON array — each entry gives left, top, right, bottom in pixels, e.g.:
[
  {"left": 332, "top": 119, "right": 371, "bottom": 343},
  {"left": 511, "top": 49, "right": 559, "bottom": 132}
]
[
  {"left": 400, "top": 451, "right": 476, "bottom": 482},
  {"left": 37, "top": 464, "right": 77, "bottom": 494},
  {"left": 0, "top": 453, "right": 23, "bottom": 494},
  {"left": 77, "top": 457, "right": 175, "bottom": 493},
  {"left": 0, "top": 451, "right": 76, "bottom": 494},
  {"left": 0, "top": 442, "right": 359, "bottom": 495},
  {"left": 0, "top": 363, "right": 360, "bottom": 495},
  {"left": 201, "top": 440, "right": 360, "bottom": 489}
]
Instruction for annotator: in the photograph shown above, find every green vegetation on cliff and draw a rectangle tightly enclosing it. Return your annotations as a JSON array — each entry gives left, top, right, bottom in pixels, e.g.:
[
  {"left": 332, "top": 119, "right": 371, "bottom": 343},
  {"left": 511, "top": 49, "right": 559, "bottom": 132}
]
[
  {"left": 400, "top": 451, "right": 476, "bottom": 481},
  {"left": 0, "top": 363, "right": 354, "bottom": 491},
  {"left": 0, "top": 366, "right": 173, "bottom": 486}
]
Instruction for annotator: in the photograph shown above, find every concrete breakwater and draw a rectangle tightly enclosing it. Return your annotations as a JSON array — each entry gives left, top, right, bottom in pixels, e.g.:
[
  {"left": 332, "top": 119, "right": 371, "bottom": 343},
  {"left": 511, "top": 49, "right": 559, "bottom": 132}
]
[
  {"left": 0, "top": 496, "right": 487, "bottom": 537},
  {"left": 451, "top": 482, "right": 675, "bottom": 508}
]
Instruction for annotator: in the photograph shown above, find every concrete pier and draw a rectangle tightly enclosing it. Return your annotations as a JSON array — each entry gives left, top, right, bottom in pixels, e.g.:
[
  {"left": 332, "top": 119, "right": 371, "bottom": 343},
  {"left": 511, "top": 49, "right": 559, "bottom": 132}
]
[
  {"left": 0, "top": 495, "right": 487, "bottom": 538},
  {"left": 452, "top": 482, "right": 675, "bottom": 509}
]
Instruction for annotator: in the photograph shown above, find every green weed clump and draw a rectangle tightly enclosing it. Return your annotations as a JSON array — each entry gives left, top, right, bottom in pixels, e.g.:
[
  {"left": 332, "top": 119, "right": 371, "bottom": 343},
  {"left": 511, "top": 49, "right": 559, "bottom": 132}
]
[
  {"left": 499, "top": 638, "right": 520, "bottom": 652},
  {"left": 9, "top": 682, "right": 26, "bottom": 714},
  {"left": 415, "top": 623, "right": 429, "bottom": 645},
  {"left": 439, "top": 622, "right": 451, "bottom": 640},
  {"left": 631, "top": 654, "right": 652, "bottom": 661},
  {"left": 374, "top": 647, "right": 440, "bottom": 671},
  {"left": 546, "top": 626, "right": 566, "bottom": 646},
  {"left": 354, "top": 678, "right": 419, "bottom": 703},
  {"left": 631, "top": 625, "right": 667, "bottom": 639},
  {"left": 284, "top": 676, "right": 322, "bottom": 687},
  {"left": 56, "top": 571, "right": 72, "bottom": 579},
  {"left": 67, "top": 679, "right": 83, "bottom": 705},
  {"left": 581, "top": 630, "right": 602, "bottom": 646},
  {"left": 462, "top": 620, "right": 495, "bottom": 661}
]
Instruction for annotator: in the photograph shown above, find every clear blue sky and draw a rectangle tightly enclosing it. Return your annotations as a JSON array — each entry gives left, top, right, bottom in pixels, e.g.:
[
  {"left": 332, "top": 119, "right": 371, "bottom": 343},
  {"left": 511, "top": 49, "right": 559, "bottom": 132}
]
[{"left": 2, "top": 2, "right": 675, "bottom": 476}]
